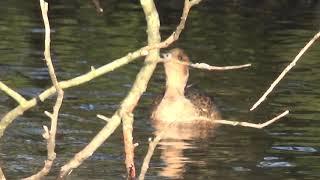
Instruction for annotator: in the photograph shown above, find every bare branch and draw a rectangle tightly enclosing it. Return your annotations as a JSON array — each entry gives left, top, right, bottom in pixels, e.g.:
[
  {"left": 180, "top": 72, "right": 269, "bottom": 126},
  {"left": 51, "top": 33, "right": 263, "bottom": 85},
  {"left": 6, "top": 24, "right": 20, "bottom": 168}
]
[
  {"left": 58, "top": 0, "right": 201, "bottom": 178},
  {"left": 0, "top": 47, "right": 148, "bottom": 138},
  {"left": 0, "top": 81, "right": 27, "bottom": 105},
  {"left": 118, "top": 0, "right": 161, "bottom": 178},
  {"left": 138, "top": 122, "right": 174, "bottom": 180},
  {"left": 121, "top": 0, "right": 204, "bottom": 177},
  {"left": 190, "top": 63, "right": 251, "bottom": 71},
  {"left": 0, "top": 0, "right": 201, "bottom": 138},
  {"left": 250, "top": 31, "right": 320, "bottom": 111},
  {"left": 23, "top": 0, "right": 64, "bottom": 179},
  {"left": 122, "top": 112, "right": 136, "bottom": 178},
  {"left": 97, "top": 114, "right": 111, "bottom": 122},
  {"left": 143, "top": 0, "right": 201, "bottom": 50},
  {"left": 58, "top": 114, "right": 121, "bottom": 179},
  {"left": 157, "top": 51, "right": 251, "bottom": 71},
  {"left": 214, "top": 110, "right": 289, "bottom": 129},
  {"left": 0, "top": 0, "right": 202, "bottom": 177}
]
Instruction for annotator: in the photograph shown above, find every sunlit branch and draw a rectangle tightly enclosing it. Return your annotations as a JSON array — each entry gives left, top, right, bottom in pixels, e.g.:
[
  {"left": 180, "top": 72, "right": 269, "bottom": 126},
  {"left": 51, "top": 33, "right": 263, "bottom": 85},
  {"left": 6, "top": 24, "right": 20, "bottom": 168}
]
[
  {"left": 23, "top": 0, "right": 64, "bottom": 179},
  {"left": 143, "top": 0, "right": 203, "bottom": 51},
  {"left": 214, "top": 110, "right": 289, "bottom": 129},
  {"left": 0, "top": 81, "right": 27, "bottom": 105},
  {"left": 58, "top": 0, "right": 201, "bottom": 178},
  {"left": 119, "top": 0, "right": 161, "bottom": 178},
  {"left": 97, "top": 114, "right": 111, "bottom": 122},
  {"left": 0, "top": 0, "right": 203, "bottom": 138},
  {"left": 0, "top": 50, "right": 148, "bottom": 139},
  {"left": 58, "top": 114, "right": 122, "bottom": 179},
  {"left": 190, "top": 63, "right": 251, "bottom": 71},
  {"left": 159, "top": 59, "right": 251, "bottom": 71},
  {"left": 138, "top": 122, "right": 174, "bottom": 180},
  {"left": 250, "top": 31, "right": 320, "bottom": 111}
]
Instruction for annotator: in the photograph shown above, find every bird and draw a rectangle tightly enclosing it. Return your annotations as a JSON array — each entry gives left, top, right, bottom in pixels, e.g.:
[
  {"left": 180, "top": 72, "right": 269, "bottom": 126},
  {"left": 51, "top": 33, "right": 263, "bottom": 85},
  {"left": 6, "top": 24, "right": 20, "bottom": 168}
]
[{"left": 151, "top": 48, "right": 221, "bottom": 125}]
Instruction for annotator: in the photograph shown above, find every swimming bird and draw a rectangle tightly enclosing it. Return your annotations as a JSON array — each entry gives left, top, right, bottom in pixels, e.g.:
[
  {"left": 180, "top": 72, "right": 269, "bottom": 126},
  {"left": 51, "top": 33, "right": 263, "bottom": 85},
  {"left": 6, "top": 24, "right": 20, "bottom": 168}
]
[{"left": 151, "top": 48, "right": 220, "bottom": 123}]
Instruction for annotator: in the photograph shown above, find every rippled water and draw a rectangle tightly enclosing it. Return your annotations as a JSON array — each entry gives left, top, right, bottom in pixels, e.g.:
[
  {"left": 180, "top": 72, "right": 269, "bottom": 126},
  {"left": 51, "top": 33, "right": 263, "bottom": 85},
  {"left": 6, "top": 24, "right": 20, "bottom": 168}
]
[{"left": 0, "top": 0, "right": 320, "bottom": 179}]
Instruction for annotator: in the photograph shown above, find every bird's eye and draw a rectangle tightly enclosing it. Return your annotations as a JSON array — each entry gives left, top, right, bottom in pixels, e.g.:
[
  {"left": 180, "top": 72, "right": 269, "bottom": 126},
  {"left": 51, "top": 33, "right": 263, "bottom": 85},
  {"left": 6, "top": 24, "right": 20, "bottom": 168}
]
[{"left": 178, "top": 55, "right": 183, "bottom": 61}]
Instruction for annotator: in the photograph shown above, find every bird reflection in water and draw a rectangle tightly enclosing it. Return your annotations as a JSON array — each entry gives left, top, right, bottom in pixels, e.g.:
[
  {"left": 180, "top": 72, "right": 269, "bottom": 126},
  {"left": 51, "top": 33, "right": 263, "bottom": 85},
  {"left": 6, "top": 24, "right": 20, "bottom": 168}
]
[{"left": 151, "top": 48, "right": 221, "bottom": 178}]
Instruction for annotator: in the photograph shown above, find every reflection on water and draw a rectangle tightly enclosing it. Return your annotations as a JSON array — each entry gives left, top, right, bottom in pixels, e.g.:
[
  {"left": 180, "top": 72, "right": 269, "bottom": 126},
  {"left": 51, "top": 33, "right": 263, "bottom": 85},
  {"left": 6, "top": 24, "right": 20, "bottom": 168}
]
[
  {"left": 152, "top": 119, "right": 218, "bottom": 179},
  {"left": 0, "top": 0, "right": 320, "bottom": 179},
  {"left": 158, "top": 139, "right": 191, "bottom": 178}
]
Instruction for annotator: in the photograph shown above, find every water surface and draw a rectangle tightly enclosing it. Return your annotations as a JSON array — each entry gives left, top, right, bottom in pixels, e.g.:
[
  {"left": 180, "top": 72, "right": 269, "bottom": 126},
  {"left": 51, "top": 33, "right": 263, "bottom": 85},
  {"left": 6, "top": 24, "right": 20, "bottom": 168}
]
[{"left": 0, "top": 0, "right": 319, "bottom": 179}]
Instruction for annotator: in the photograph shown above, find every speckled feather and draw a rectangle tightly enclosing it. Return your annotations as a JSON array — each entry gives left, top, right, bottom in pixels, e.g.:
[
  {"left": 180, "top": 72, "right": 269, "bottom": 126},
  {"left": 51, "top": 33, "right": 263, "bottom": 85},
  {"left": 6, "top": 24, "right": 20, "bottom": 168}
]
[{"left": 151, "top": 87, "right": 221, "bottom": 120}]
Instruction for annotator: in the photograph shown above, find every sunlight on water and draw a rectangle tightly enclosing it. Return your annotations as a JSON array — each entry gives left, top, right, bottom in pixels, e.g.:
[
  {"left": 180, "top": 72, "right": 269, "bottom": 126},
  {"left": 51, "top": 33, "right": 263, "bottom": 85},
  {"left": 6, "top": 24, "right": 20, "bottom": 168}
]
[{"left": 0, "top": 0, "right": 320, "bottom": 179}]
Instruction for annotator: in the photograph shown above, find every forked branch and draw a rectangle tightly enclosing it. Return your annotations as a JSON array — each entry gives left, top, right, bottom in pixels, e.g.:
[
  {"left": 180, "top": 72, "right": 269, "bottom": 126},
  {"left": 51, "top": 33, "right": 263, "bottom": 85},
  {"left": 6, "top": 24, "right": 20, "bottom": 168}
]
[
  {"left": 0, "top": 0, "right": 204, "bottom": 139},
  {"left": 214, "top": 110, "right": 289, "bottom": 129},
  {"left": 144, "top": 0, "right": 203, "bottom": 51},
  {"left": 58, "top": 0, "right": 200, "bottom": 178},
  {"left": 23, "top": 0, "right": 64, "bottom": 179}
]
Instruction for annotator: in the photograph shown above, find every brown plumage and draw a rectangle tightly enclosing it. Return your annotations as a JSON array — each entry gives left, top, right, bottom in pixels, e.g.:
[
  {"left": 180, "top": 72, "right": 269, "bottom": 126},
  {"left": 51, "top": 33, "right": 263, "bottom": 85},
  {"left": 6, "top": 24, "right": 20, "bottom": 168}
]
[{"left": 151, "top": 48, "right": 221, "bottom": 123}]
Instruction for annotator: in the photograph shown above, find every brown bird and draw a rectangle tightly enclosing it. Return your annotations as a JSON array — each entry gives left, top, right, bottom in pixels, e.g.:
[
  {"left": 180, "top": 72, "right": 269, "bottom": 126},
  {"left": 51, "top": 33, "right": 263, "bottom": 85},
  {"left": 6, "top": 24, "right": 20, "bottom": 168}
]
[{"left": 151, "top": 48, "right": 221, "bottom": 124}]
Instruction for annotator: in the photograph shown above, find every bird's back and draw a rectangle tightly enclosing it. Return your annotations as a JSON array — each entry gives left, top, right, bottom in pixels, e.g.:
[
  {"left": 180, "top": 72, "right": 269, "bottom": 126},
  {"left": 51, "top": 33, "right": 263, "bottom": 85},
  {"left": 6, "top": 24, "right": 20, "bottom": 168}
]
[{"left": 185, "top": 88, "right": 221, "bottom": 120}]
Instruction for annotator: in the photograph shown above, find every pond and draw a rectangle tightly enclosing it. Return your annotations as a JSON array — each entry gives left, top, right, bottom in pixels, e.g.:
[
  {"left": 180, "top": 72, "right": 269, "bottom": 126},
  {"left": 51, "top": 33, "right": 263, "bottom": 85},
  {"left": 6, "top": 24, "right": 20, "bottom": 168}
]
[{"left": 0, "top": 0, "right": 319, "bottom": 179}]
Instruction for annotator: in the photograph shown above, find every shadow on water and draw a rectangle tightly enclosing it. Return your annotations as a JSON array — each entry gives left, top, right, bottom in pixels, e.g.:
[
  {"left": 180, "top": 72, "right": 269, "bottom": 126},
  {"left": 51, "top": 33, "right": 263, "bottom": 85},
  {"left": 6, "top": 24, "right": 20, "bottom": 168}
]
[{"left": 0, "top": 0, "right": 320, "bottom": 179}]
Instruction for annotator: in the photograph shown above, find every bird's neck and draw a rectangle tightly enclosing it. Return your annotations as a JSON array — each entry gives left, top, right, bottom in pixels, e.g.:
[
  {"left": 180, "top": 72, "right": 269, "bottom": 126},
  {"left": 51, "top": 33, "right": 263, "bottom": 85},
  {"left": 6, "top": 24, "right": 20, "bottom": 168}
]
[
  {"left": 164, "top": 86, "right": 185, "bottom": 99},
  {"left": 164, "top": 64, "right": 189, "bottom": 99}
]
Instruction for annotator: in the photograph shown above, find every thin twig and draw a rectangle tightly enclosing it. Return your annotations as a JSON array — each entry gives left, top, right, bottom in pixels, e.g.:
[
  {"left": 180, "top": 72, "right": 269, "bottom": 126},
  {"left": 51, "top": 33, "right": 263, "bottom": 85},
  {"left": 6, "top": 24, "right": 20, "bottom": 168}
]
[
  {"left": 190, "top": 63, "right": 251, "bottom": 71},
  {"left": 23, "top": 0, "right": 64, "bottom": 179},
  {"left": 250, "top": 31, "right": 320, "bottom": 111},
  {"left": 214, "top": 110, "right": 289, "bottom": 129},
  {"left": 58, "top": 115, "right": 119, "bottom": 180},
  {"left": 97, "top": 114, "right": 111, "bottom": 122},
  {"left": 138, "top": 122, "right": 174, "bottom": 180},
  {"left": 0, "top": 81, "right": 27, "bottom": 105},
  {"left": 58, "top": 114, "right": 121, "bottom": 179},
  {"left": 157, "top": 53, "right": 251, "bottom": 71}
]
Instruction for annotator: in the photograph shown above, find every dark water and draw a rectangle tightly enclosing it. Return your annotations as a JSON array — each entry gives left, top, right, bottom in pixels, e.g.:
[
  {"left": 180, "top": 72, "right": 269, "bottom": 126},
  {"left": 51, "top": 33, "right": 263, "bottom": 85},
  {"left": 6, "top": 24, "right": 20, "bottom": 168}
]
[{"left": 0, "top": 0, "right": 320, "bottom": 179}]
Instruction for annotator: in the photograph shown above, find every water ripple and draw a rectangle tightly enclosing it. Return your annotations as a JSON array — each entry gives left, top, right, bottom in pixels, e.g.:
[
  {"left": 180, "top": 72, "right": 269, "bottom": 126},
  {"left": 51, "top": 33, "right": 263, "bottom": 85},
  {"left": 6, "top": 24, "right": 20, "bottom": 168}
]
[
  {"left": 272, "top": 146, "right": 318, "bottom": 153},
  {"left": 257, "top": 161, "right": 295, "bottom": 168}
]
